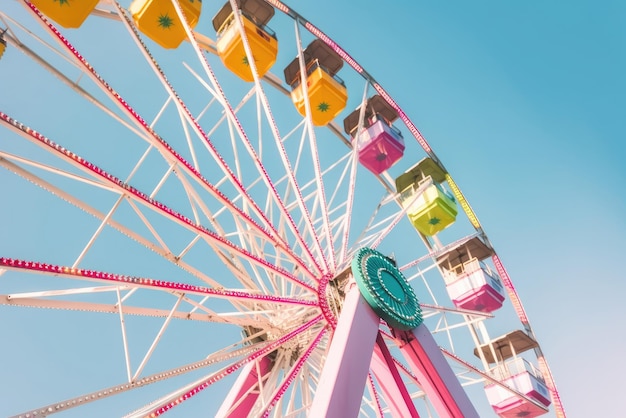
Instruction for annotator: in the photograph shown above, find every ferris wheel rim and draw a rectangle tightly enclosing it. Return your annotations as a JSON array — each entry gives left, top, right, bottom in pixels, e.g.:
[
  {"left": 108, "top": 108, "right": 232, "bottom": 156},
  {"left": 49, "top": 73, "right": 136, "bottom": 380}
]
[{"left": 0, "top": 1, "right": 564, "bottom": 417}]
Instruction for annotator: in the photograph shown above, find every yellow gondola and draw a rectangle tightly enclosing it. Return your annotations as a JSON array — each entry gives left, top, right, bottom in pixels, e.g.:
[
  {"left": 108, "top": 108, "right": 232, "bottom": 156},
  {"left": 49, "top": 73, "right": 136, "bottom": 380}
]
[
  {"left": 30, "top": 0, "right": 99, "bottom": 29},
  {"left": 395, "top": 158, "right": 458, "bottom": 236},
  {"left": 130, "top": 0, "right": 202, "bottom": 49},
  {"left": 213, "top": 0, "right": 278, "bottom": 82},
  {"left": 284, "top": 40, "right": 347, "bottom": 126}
]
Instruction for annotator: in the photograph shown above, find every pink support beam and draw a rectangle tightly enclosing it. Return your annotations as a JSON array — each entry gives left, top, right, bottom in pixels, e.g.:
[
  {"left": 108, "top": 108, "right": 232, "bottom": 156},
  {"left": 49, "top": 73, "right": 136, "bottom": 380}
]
[
  {"left": 394, "top": 325, "right": 478, "bottom": 418},
  {"left": 309, "top": 282, "right": 380, "bottom": 417},
  {"left": 370, "top": 333, "right": 420, "bottom": 418},
  {"left": 216, "top": 356, "right": 273, "bottom": 418}
]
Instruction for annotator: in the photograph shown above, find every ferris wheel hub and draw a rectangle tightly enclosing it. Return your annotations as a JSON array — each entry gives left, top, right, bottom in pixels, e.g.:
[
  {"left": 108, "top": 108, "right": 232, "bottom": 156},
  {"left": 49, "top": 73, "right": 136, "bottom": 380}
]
[{"left": 351, "top": 247, "right": 423, "bottom": 331}]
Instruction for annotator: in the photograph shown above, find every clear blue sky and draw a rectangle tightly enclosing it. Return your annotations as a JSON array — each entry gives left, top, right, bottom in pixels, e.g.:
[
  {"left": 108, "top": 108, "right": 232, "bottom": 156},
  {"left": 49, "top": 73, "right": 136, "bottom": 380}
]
[
  {"left": 1, "top": 1, "right": 624, "bottom": 417},
  {"left": 301, "top": 1, "right": 625, "bottom": 417}
]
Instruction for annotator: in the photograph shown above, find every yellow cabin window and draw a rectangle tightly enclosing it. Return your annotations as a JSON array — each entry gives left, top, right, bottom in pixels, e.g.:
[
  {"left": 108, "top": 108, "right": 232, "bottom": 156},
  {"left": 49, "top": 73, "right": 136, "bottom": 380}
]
[
  {"left": 30, "top": 0, "right": 99, "bottom": 29},
  {"left": 130, "top": 0, "right": 202, "bottom": 49},
  {"left": 216, "top": 12, "right": 278, "bottom": 82},
  {"left": 290, "top": 62, "right": 348, "bottom": 126}
]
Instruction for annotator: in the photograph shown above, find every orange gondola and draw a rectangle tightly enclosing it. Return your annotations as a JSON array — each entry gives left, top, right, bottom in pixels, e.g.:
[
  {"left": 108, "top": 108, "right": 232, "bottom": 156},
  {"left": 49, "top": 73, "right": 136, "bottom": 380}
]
[
  {"left": 130, "top": 0, "right": 202, "bottom": 49},
  {"left": 30, "top": 0, "right": 99, "bottom": 29},
  {"left": 284, "top": 40, "right": 347, "bottom": 126}
]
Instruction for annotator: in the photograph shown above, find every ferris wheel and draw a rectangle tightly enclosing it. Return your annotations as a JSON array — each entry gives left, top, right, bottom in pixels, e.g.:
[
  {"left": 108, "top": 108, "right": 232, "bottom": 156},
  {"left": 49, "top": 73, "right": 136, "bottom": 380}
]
[{"left": 0, "top": 1, "right": 566, "bottom": 417}]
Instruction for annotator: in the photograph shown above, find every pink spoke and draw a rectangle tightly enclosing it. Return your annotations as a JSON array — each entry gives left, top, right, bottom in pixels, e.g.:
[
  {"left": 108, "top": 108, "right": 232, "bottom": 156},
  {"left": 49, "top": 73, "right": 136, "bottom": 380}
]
[
  {"left": 367, "top": 373, "right": 384, "bottom": 418},
  {"left": 0, "top": 113, "right": 316, "bottom": 293},
  {"left": 21, "top": 0, "right": 320, "bottom": 282},
  {"left": 0, "top": 258, "right": 317, "bottom": 307},
  {"left": 144, "top": 315, "right": 324, "bottom": 417},
  {"left": 216, "top": 356, "right": 273, "bottom": 418},
  {"left": 260, "top": 327, "right": 327, "bottom": 418}
]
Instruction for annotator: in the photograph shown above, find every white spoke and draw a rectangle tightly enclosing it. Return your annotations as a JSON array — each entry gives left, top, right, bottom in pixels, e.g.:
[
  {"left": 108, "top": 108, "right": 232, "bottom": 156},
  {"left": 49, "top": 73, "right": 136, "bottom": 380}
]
[
  {"left": 132, "top": 294, "right": 184, "bottom": 381},
  {"left": 117, "top": 287, "right": 133, "bottom": 383},
  {"left": 73, "top": 195, "right": 125, "bottom": 268}
]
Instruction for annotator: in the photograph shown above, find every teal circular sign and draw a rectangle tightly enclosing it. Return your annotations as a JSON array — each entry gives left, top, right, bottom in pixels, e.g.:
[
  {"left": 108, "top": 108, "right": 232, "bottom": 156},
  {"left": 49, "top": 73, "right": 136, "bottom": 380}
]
[{"left": 351, "top": 248, "right": 422, "bottom": 330}]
